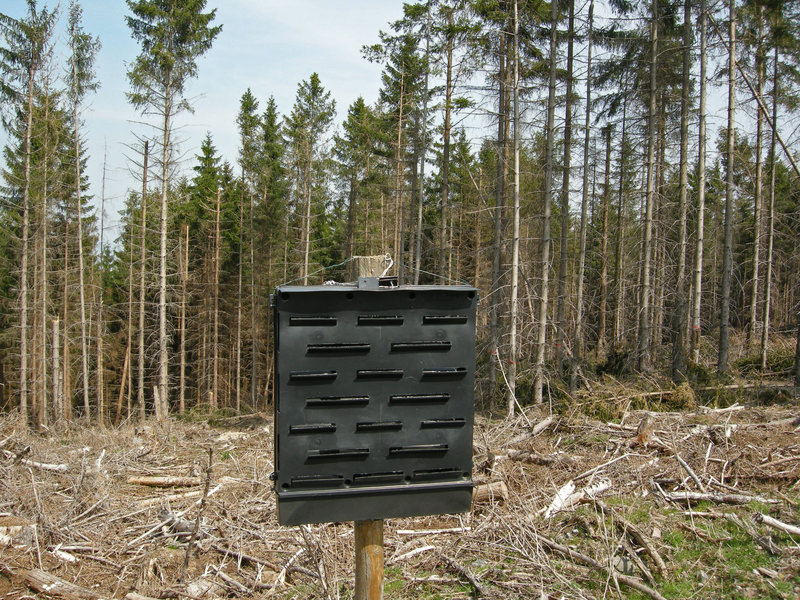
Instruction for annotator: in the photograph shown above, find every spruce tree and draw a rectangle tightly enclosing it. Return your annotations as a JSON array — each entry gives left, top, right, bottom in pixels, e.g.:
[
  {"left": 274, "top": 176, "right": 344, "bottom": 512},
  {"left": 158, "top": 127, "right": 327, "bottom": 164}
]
[{"left": 125, "top": 0, "right": 221, "bottom": 418}]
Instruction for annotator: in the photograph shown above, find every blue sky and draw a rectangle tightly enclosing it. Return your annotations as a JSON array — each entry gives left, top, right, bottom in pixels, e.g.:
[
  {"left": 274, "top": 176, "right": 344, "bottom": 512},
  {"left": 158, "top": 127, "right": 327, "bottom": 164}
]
[{"left": 1, "top": 0, "right": 407, "bottom": 243}]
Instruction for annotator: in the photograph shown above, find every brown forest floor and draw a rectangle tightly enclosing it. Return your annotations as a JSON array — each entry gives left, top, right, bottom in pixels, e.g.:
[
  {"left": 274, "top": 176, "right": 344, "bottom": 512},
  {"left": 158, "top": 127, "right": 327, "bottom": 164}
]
[{"left": 1, "top": 382, "right": 800, "bottom": 599}]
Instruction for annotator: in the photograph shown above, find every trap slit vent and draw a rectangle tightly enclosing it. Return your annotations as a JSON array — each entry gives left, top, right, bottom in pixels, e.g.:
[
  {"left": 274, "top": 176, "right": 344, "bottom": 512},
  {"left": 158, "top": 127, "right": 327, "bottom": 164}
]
[
  {"left": 289, "top": 316, "right": 337, "bottom": 326},
  {"left": 420, "top": 418, "right": 465, "bottom": 429},
  {"left": 290, "top": 370, "right": 337, "bottom": 382},
  {"left": 289, "top": 423, "right": 336, "bottom": 434},
  {"left": 307, "top": 343, "right": 370, "bottom": 354},
  {"left": 290, "top": 475, "right": 343, "bottom": 488},
  {"left": 412, "top": 468, "right": 463, "bottom": 482},
  {"left": 356, "top": 421, "right": 403, "bottom": 432},
  {"left": 389, "top": 443, "right": 448, "bottom": 456},
  {"left": 357, "top": 315, "right": 404, "bottom": 326},
  {"left": 391, "top": 341, "right": 452, "bottom": 352},
  {"left": 390, "top": 393, "right": 450, "bottom": 404},
  {"left": 352, "top": 471, "right": 405, "bottom": 485},
  {"left": 421, "top": 367, "right": 467, "bottom": 379},
  {"left": 356, "top": 369, "right": 403, "bottom": 380},
  {"left": 305, "top": 395, "right": 369, "bottom": 408},
  {"left": 307, "top": 448, "right": 370, "bottom": 461},
  {"left": 422, "top": 315, "right": 468, "bottom": 325}
]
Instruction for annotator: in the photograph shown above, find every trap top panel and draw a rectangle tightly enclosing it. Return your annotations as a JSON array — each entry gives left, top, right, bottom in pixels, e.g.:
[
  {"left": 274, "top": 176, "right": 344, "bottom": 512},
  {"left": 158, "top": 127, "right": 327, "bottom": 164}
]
[{"left": 273, "top": 282, "right": 477, "bottom": 526}]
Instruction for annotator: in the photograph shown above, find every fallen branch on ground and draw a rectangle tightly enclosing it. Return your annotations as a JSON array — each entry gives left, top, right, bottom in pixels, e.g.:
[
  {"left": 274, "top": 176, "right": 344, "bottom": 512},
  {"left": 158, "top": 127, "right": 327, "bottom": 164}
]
[
  {"left": 661, "top": 490, "right": 778, "bottom": 505},
  {"left": 126, "top": 475, "right": 201, "bottom": 487},
  {"left": 753, "top": 513, "right": 800, "bottom": 536}
]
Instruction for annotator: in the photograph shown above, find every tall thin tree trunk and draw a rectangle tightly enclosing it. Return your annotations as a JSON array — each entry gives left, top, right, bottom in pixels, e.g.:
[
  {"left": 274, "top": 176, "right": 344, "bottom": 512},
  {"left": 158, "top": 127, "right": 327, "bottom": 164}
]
[
  {"left": 236, "top": 187, "right": 243, "bottom": 414},
  {"left": 251, "top": 188, "right": 258, "bottom": 408},
  {"left": 572, "top": 0, "right": 593, "bottom": 393},
  {"left": 671, "top": 0, "right": 692, "bottom": 381},
  {"left": 178, "top": 223, "right": 188, "bottom": 414},
  {"left": 62, "top": 217, "right": 70, "bottom": 421},
  {"left": 212, "top": 187, "right": 220, "bottom": 411},
  {"left": 122, "top": 191, "right": 135, "bottom": 423},
  {"left": 71, "top": 64, "right": 91, "bottom": 422},
  {"left": 534, "top": 0, "right": 558, "bottom": 403},
  {"left": 441, "top": 11, "right": 454, "bottom": 279},
  {"left": 637, "top": 1, "right": 658, "bottom": 371},
  {"left": 556, "top": 0, "right": 575, "bottom": 373},
  {"left": 38, "top": 101, "right": 49, "bottom": 430},
  {"left": 19, "top": 60, "right": 35, "bottom": 424},
  {"left": 599, "top": 124, "right": 610, "bottom": 354},
  {"left": 96, "top": 146, "right": 107, "bottom": 423},
  {"left": 138, "top": 141, "right": 149, "bottom": 421},
  {"left": 614, "top": 90, "right": 629, "bottom": 346},
  {"left": 489, "top": 23, "right": 508, "bottom": 398},
  {"left": 747, "top": 9, "right": 765, "bottom": 348},
  {"left": 157, "top": 87, "right": 172, "bottom": 420},
  {"left": 394, "top": 70, "right": 405, "bottom": 277},
  {"left": 692, "top": 0, "right": 708, "bottom": 363},
  {"left": 719, "top": 0, "right": 736, "bottom": 375},
  {"left": 507, "top": 0, "right": 520, "bottom": 418},
  {"left": 414, "top": 3, "right": 431, "bottom": 285},
  {"left": 52, "top": 318, "right": 60, "bottom": 423},
  {"left": 760, "top": 46, "right": 778, "bottom": 371}
]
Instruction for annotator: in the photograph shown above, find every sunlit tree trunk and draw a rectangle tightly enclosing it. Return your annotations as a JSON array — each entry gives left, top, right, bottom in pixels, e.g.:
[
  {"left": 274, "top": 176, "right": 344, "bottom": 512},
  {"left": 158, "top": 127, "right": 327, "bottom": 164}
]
[
  {"left": 178, "top": 223, "right": 188, "bottom": 414},
  {"left": 719, "top": 0, "right": 736, "bottom": 375},
  {"left": 747, "top": 8, "right": 765, "bottom": 349},
  {"left": 157, "top": 85, "right": 171, "bottom": 420},
  {"left": 572, "top": 0, "right": 593, "bottom": 393},
  {"left": 138, "top": 141, "right": 148, "bottom": 421},
  {"left": 671, "top": 0, "right": 692, "bottom": 382},
  {"left": 212, "top": 187, "right": 220, "bottom": 410},
  {"left": 556, "top": 0, "right": 575, "bottom": 374},
  {"left": 691, "top": 0, "right": 708, "bottom": 363},
  {"left": 534, "top": 0, "right": 558, "bottom": 403},
  {"left": 637, "top": 1, "right": 658, "bottom": 371},
  {"left": 507, "top": 0, "right": 520, "bottom": 418},
  {"left": 489, "top": 23, "right": 508, "bottom": 397},
  {"left": 614, "top": 90, "right": 629, "bottom": 347},
  {"left": 760, "top": 47, "right": 778, "bottom": 371}
]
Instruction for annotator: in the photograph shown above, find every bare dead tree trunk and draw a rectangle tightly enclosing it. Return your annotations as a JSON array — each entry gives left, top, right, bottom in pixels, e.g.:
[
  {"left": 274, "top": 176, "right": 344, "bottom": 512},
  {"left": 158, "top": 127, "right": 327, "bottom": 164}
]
[
  {"left": 52, "top": 318, "right": 61, "bottom": 422},
  {"left": 236, "top": 187, "right": 243, "bottom": 415},
  {"left": 747, "top": 8, "right": 765, "bottom": 349},
  {"left": 212, "top": 187, "right": 220, "bottom": 411},
  {"left": 96, "top": 149, "right": 107, "bottom": 424},
  {"left": 534, "top": 0, "right": 558, "bottom": 403},
  {"left": 760, "top": 46, "right": 778, "bottom": 371},
  {"left": 556, "top": 0, "right": 575, "bottom": 374},
  {"left": 637, "top": 1, "right": 658, "bottom": 372},
  {"left": 572, "top": 0, "right": 593, "bottom": 393},
  {"left": 414, "top": 4, "right": 431, "bottom": 285},
  {"left": 393, "top": 69, "right": 405, "bottom": 275},
  {"left": 671, "top": 0, "right": 692, "bottom": 382},
  {"left": 250, "top": 188, "right": 257, "bottom": 409},
  {"left": 157, "top": 89, "right": 171, "bottom": 420},
  {"left": 441, "top": 11, "right": 454, "bottom": 280},
  {"left": 507, "top": 0, "right": 520, "bottom": 418},
  {"left": 19, "top": 59, "right": 35, "bottom": 424},
  {"left": 692, "top": 0, "right": 708, "bottom": 363},
  {"left": 719, "top": 0, "right": 736, "bottom": 375},
  {"left": 179, "top": 223, "right": 188, "bottom": 414},
  {"left": 599, "top": 123, "right": 610, "bottom": 354},
  {"left": 138, "top": 141, "right": 149, "bottom": 421},
  {"left": 614, "top": 89, "right": 629, "bottom": 347},
  {"left": 489, "top": 23, "right": 508, "bottom": 399}
]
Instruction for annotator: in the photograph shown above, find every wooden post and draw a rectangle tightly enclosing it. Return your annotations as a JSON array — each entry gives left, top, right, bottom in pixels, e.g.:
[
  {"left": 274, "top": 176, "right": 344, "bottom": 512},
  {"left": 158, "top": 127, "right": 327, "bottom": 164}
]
[{"left": 354, "top": 519, "right": 383, "bottom": 600}]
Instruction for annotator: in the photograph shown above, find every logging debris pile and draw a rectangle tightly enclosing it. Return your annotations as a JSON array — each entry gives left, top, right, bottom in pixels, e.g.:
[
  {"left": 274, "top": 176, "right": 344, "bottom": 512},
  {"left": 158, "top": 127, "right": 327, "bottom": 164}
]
[{"left": 1, "top": 398, "right": 800, "bottom": 599}]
